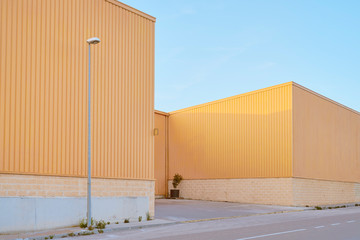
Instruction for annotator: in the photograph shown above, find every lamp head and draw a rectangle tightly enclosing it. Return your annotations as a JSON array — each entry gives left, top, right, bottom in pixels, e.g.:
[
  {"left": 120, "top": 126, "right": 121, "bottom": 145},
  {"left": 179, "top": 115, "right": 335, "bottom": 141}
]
[{"left": 87, "top": 37, "right": 101, "bottom": 45}]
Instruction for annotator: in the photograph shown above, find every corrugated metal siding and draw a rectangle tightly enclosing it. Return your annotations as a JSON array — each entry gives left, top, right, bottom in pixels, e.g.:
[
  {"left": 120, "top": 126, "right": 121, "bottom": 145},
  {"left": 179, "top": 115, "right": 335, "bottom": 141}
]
[
  {"left": 154, "top": 112, "right": 167, "bottom": 195},
  {"left": 168, "top": 83, "right": 293, "bottom": 179},
  {"left": 293, "top": 84, "right": 360, "bottom": 183},
  {"left": 0, "top": 0, "right": 155, "bottom": 179}
]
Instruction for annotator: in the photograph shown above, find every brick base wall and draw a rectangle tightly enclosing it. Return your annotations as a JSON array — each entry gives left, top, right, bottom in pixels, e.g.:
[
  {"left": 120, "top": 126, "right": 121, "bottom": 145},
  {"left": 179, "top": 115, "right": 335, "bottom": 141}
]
[
  {"left": 168, "top": 178, "right": 294, "bottom": 205},
  {"left": 0, "top": 174, "right": 154, "bottom": 214},
  {"left": 169, "top": 178, "right": 360, "bottom": 206},
  {"left": 293, "top": 177, "right": 360, "bottom": 206}
]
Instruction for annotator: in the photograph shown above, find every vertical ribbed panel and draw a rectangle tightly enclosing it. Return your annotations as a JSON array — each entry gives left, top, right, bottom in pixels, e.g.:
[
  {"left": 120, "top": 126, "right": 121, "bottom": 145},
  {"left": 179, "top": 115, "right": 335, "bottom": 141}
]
[
  {"left": 0, "top": 0, "right": 155, "bottom": 179},
  {"left": 168, "top": 83, "right": 292, "bottom": 179},
  {"left": 154, "top": 112, "right": 167, "bottom": 195},
  {"left": 293, "top": 84, "right": 360, "bottom": 183}
]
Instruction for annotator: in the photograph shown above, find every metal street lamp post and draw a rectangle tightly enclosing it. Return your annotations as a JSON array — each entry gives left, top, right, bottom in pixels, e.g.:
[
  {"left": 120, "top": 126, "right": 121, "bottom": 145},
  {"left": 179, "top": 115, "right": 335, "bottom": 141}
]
[{"left": 86, "top": 37, "right": 100, "bottom": 227}]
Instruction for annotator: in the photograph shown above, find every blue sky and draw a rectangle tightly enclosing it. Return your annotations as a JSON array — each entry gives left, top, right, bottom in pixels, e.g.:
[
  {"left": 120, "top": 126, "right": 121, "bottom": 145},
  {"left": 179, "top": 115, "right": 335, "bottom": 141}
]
[{"left": 121, "top": 0, "right": 360, "bottom": 112}]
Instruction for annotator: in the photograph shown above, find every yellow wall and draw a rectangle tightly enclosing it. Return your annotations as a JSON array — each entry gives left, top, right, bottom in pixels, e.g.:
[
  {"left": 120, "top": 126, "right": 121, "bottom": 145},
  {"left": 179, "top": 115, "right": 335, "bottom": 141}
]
[
  {"left": 168, "top": 83, "right": 293, "bottom": 179},
  {"left": 154, "top": 111, "right": 168, "bottom": 195},
  {"left": 0, "top": 0, "right": 155, "bottom": 179},
  {"left": 293, "top": 84, "right": 360, "bottom": 183}
]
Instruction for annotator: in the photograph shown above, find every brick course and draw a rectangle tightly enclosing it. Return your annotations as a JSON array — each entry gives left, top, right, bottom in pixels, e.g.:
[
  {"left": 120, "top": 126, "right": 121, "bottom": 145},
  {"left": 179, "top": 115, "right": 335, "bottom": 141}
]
[
  {"left": 169, "top": 178, "right": 360, "bottom": 206},
  {"left": 0, "top": 174, "right": 155, "bottom": 215}
]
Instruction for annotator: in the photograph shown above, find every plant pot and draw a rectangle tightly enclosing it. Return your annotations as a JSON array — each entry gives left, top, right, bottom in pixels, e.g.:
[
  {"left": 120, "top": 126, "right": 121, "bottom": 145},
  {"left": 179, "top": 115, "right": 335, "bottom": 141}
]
[{"left": 170, "top": 189, "right": 180, "bottom": 198}]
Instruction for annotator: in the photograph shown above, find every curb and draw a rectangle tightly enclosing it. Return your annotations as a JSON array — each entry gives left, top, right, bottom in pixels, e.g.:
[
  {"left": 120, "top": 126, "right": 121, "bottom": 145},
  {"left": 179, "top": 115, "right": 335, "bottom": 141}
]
[
  {"left": 9, "top": 209, "right": 307, "bottom": 240},
  {"left": 10, "top": 222, "right": 178, "bottom": 240}
]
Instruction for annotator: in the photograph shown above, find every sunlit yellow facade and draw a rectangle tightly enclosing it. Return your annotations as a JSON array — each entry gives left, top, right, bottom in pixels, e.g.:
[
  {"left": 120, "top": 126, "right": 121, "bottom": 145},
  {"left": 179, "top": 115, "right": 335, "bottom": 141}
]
[
  {"left": 0, "top": 0, "right": 155, "bottom": 233},
  {"left": 155, "top": 82, "right": 360, "bottom": 205}
]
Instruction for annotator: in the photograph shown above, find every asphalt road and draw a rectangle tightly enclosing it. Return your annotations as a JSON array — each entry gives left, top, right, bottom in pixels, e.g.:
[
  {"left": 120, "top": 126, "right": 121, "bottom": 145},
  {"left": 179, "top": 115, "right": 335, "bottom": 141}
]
[{"left": 69, "top": 207, "right": 360, "bottom": 240}]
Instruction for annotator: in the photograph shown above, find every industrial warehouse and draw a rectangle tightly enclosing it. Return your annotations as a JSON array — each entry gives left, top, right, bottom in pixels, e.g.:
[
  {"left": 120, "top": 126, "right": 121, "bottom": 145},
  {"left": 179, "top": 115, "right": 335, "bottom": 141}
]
[
  {"left": 155, "top": 82, "right": 360, "bottom": 206},
  {"left": 1, "top": 0, "right": 360, "bottom": 235},
  {"left": 0, "top": 0, "right": 155, "bottom": 233}
]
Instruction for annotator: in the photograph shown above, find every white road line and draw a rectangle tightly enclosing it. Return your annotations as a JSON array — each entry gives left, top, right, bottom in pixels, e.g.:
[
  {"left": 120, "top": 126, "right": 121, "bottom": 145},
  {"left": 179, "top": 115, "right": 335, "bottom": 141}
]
[
  {"left": 331, "top": 223, "right": 340, "bottom": 226},
  {"left": 236, "top": 229, "right": 306, "bottom": 240},
  {"left": 314, "top": 226, "right": 324, "bottom": 229},
  {"left": 347, "top": 220, "right": 356, "bottom": 223}
]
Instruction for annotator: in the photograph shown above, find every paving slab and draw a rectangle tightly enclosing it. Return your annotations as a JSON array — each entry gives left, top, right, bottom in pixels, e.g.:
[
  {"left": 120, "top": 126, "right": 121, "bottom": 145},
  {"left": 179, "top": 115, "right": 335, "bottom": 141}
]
[{"left": 155, "top": 199, "right": 307, "bottom": 221}]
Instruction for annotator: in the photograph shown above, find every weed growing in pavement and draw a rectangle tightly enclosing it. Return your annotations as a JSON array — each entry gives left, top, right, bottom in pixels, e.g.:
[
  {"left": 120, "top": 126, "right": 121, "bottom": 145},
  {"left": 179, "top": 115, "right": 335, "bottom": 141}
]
[
  {"left": 314, "top": 206, "right": 322, "bottom": 210},
  {"left": 98, "top": 229, "right": 104, "bottom": 234},
  {"left": 124, "top": 218, "right": 130, "bottom": 223},
  {"left": 146, "top": 212, "right": 152, "bottom": 221},
  {"left": 68, "top": 233, "right": 75, "bottom": 237},
  {"left": 96, "top": 220, "right": 106, "bottom": 229},
  {"left": 78, "top": 231, "right": 95, "bottom": 236},
  {"left": 79, "top": 218, "right": 94, "bottom": 228},
  {"left": 115, "top": 221, "right": 119, "bottom": 224},
  {"left": 79, "top": 218, "right": 87, "bottom": 228},
  {"left": 138, "top": 216, "right": 142, "bottom": 222}
]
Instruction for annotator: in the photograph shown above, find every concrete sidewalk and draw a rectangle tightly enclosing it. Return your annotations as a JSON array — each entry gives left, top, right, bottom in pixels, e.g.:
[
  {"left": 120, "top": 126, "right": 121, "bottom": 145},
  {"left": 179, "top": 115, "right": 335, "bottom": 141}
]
[
  {"left": 0, "top": 199, "right": 307, "bottom": 240},
  {"left": 0, "top": 219, "right": 175, "bottom": 240},
  {"left": 155, "top": 199, "right": 307, "bottom": 221}
]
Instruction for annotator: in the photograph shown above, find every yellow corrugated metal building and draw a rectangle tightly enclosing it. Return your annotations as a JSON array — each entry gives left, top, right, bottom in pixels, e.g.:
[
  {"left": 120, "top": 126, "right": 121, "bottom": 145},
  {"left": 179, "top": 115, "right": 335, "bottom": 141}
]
[
  {"left": 155, "top": 82, "right": 360, "bottom": 206},
  {"left": 0, "top": 0, "right": 155, "bottom": 233}
]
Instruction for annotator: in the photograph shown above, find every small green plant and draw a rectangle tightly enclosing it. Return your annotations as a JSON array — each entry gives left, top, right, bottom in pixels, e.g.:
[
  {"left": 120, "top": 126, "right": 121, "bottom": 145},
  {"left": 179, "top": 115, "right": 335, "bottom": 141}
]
[
  {"left": 305, "top": 205, "right": 309, "bottom": 207},
  {"left": 356, "top": 203, "right": 360, "bottom": 206},
  {"left": 172, "top": 173, "right": 183, "bottom": 189},
  {"left": 79, "top": 218, "right": 87, "bottom": 228},
  {"left": 115, "top": 221, "right": 119, "bottom": 224},
  {"left": 124, "top": 218, "right": 130, "bottom": 223},
  {"left": 107, "top": 221, "right": 110, "bottom": 225},
  {"left": 45, "top": 237, "right": 49, "bottom": 240},
  {"left": 138, "top": 216, "right": 142, "bottom": 222},
  {"left": 88, "top": 225, "right": 94, "bottom": 230},
  {"left": 79, "top": 218, "right": 94, "bottom": 228},
  {"left": 78, "top": 231, "right": 94, "bottom": 236},
  {"left": 68, "top": 232, "right": 75, "bottom": 237},
  {"left": 98, "top": 229, "right": 104, "bottom": 234},
  {"left": 315, "top": 206, "right": 322, "bottom": 210},
  {"left": 61, "top": 235, "right": 67, "bottom": 238},
  {"left": 328, "top": 207, "right": 333, "bottom": 209},
  {"left": 96, "top": 220, "right": 106, "bottom": 229},
  {"left": 146, "top": 211, "right": 152, "bottom": 221},
  {"left": 49, "top": 235, "right": 54, "bottom": 239}
]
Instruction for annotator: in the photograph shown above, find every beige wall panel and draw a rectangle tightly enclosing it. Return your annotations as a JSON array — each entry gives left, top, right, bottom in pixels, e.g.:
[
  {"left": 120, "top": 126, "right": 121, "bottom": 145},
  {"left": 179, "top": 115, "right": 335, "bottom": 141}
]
[
  {"left": 154, "top": 112, "right": 167, "bottom": 195},
  {"left": 168, "top": 83, "right": 293, "bottom": 179},
  {"left": 0, "top": 0, "right": 155, "bottom": 179},
  {"left": 293, "top": 85, "right": 360, "bottom": 182}
]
